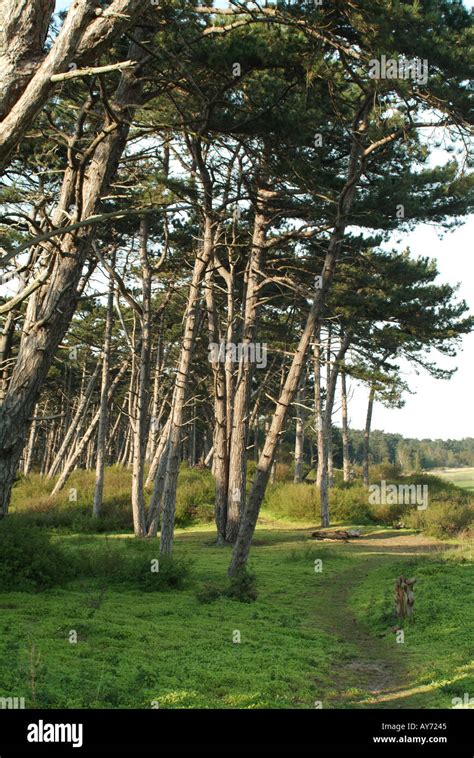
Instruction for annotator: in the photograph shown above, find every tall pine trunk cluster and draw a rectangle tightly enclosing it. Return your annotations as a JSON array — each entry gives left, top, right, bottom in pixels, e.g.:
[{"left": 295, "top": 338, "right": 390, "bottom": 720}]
[{"left": 0, "top": 0, "right": 472, "bottom": 582}]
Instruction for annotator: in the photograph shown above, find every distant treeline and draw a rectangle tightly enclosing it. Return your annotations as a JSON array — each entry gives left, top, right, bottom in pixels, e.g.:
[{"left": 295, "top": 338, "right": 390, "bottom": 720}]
[{"left": 327, "top": 430, "right": 474, "bottom": 471}]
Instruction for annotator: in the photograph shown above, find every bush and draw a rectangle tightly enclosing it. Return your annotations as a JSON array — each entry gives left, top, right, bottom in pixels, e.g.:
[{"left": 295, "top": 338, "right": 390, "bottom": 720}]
[
  {"left": 225, "top": 568, "right": 257, "bottom": 603},
  {"left": 263, "top": 481, "right": 372, "bottom": 523},
  {"left": 74, "top": 540, "right": 190, "bottom": 591},
  {"left": 175, "top": 466, "right": 215, "bottom": 526},
  {"left": 131, "top": 555, "right": 190, "bottom": 592},
  {"left": 370, "top": 461, "right": 402, "bottom": 481},
  {"left": 0, "top": 517, "right": 72, "bottom": 591},
  {"left": 405, "top": 502, "right": 473, "bottom": 538},
  {"left": 196, "top": 569, "right": 258, "bottom": 603},
  {"left": 329, "top": 484, "right": 372, "bottom": 523},
  {"left": 196, "top": 581, "right": 223, "bottom": 603},
  {"left": 10, "top": 465, "right": 216, "bottom": 532},
  {"left": 263, "top": 482, "right": 318, "bottom": 520}
]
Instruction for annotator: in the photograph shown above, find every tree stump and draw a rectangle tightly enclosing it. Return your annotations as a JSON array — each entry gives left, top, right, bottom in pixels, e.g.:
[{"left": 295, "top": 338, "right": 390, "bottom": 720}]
[{"left": 395, "top": 576, "right": 416, "bottom": 619}]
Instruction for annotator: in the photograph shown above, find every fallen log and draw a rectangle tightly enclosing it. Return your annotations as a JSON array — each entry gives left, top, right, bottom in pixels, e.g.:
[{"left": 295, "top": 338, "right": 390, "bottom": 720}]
[{"left": 311, "top": 529, "right": 362, "bottom": 542}]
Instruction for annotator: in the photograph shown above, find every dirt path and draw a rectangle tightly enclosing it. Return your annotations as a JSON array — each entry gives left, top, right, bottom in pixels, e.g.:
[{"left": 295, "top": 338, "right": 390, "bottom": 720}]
[{"left": 308, "top": 530, "right": 448, "bottom": 708}]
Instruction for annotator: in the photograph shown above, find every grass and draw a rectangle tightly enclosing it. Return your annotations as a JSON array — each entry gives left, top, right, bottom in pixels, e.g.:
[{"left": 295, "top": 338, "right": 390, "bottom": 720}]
[
  {"left": 0, "top": 526, "right": 349, "bottom": 709},
  {"left": 1, "top": 467, "right": 472, "bottom": 709},
  {"left": 431, "top": 466, "right": 474, "bottom": 494},
  {"left": 0, "top": 520, "right": 472, "bottom": 709}
]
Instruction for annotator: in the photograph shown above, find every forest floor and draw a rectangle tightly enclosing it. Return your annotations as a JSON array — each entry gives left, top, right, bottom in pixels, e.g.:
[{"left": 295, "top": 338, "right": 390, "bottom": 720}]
[{"left": 0, "top": 517, "right": 472, "bottom": 709}]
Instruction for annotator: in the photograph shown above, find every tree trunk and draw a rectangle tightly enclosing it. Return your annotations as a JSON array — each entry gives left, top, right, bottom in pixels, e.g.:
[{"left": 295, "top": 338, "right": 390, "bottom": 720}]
[
  {"left": 225, "top": 184, "right": 270, "bottom": 543},
  {"left": 314, "top": 331, "right": 324, "bottom": 488},
  {"left": 319, "top": 335, "right": 350, "bottom": 527},
  {"left": 146, "top": 417, "right": 171, "bottom": 536},
  {"left": 159, "top": 214, "right": 216, "bottom": 555},
  {"left": 204, "top": 261, "right": 229, "bottom": 544},
  {"left": 341, "top": 369, "right": 351, "bottom": 483},
  {"left": 47, "top": 358, "right": 101, "bottom": 478},
  {"left": 293, "top": 374, "right": 305, "bottom": 484},
  {"left": 227, "top": 97, "right": 372, "bottom": 574},
  {"left": 0, "top": 49, "right": 144, "bottom": 516},
  {"left": 50, "top": 360, "right": 130, "bottom": 495},
  {"left": 0, "top": 0, "right": 145, "bottom": 170},
  {"left": 130, "top": 218, "right": 152, "bottom": 537},
  {"left": 23, "top": 409, "right": 38, "bottom": 475},
  {"left": 362, "top": 383, "right": 376, "bottom": 488},
  {"left": 92, "top": 264, "right": 115, "bottom": 518}
]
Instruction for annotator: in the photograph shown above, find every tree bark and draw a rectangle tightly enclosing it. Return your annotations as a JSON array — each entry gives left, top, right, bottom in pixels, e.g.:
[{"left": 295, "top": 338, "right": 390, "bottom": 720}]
[
  {"left": 228, "top": 97, "right": 372, "bottom": 574},
  {"left": 341, "top": 369, "right": 351, "bottom": 483},
  {"left": 225, "top": 183, "right": 270, "bottom": 543},
  {"left": 92, "top": 264, "right": 115, "bottom": 517},
  {"left": 50, "top": 359, "right": 129, "bottom": 495},
  {"left": 0, "top": 49, "right": 145, "bottom": 516},
  {"left": 159, "top": 214, "right": 216, "bottom": 555},
  {"left": 130, "top": 218, "right": 152, "bottom": 537},
  {"left": 47, "top": 356, "right": 101, "bottom": 478},
  {"left": 0, "top": 0, "right": 145, "bottom": 170},
  {"left": 319, "top": 334, "right": 350, "bottom": 527},
  {"left": 293, "top": 373, "right": 305, "bottom": 484},
  {"left": 362, "top": 382, "right": 376, "bottom": 488}
]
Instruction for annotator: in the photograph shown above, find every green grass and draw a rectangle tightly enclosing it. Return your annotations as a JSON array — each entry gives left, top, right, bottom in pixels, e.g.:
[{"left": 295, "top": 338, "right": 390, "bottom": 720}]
[
  {"left": 2, "top": 467, "right": 472, "bottom": 709},
  {"left": 0, "top": 521, "right": 472, "bottom": 709},
  {"left": 350, "top": 545, "right": 474, "bottom": 708},
  {"left": 432, "top": 467, "right": 474, "bottom": 494}
]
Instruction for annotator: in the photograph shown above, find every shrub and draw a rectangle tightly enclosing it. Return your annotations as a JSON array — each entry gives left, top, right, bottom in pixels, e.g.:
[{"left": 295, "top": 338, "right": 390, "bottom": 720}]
[
  {"left": 370, "top": 461, "right": 402, "bottom": 481},
  {"left": 131, "top": 555, "right": 190, "bottom": 592},
  {"left": 329, "top": 484, "right": 372, "bottom": 523},
  {"left": 225, "top": 568, "right": 257, "bottom": 603},
  {"left": 263, "top": 481, "right": 372, "bottom": 523},
  {"left": 405, "top": 502, "right": 473, "bottom": 538},
  {"left": 196, "top": 581, "right": 223, "bottom": 603},
  {"left": 0, "top": 517, "right": 72, "bottom": 591},
  {"left": 175, "top": 467, "right": 215, "bottom": 526},
  {"left": 263, "top": 482, "right": 318, "bottom": 520},
  {"left": 196, "top": 570, "right": 258, "bottom": 603},
  {"left": 367, "top": 500, "right": 410, "bottom": 525}
]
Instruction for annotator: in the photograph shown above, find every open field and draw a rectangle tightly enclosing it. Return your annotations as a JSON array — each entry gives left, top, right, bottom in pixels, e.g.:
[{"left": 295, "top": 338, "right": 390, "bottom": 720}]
[{"left": 431, "top": 467, "right": 474, "bottom": 494}]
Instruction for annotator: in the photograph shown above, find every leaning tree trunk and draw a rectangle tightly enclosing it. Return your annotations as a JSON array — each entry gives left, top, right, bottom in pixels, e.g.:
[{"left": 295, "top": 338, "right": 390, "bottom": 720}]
[
  {"left": 227, "top": 97, "right": 372, "bottom": 575},
  {"left": 159, "top": 214, "right": 216, "bottom": 555},
  {"left": 0, "top": 50, "right": 144, "bottom": 516},
  {"left": 92, "top": 265, "right": 115, "bottom": 518},
  {"left": 50, "top": 359, "right": 130, "bottom": 495},
  {"left": 23, "top": 407, "right": 38, "bottom": 475},
  {"left": 362, "top": 382, "right": 376, "bottom": 488},
  {"left": 319, "top": 334, "right": 351, "bottom": 527},
  {"left": 341, "top": 369, "right": 351, "bottom": 483},
  {"left": 225, "top": 184, "right": 270, "bottom": 543},
  {"left": 130, "top": 218, "right": 152, "bottom": 537},
  {"left": 0, "top": 0, "right": 145, "bottom": 171},
  {"left": 47, "top": 357, "right": 101, "bottom": 478},
  {"left": 204, "top": 262, "right": 229, "bottom": 544},
  {"left": 293, "top": 373, "right": 306, "bottom": 484}
]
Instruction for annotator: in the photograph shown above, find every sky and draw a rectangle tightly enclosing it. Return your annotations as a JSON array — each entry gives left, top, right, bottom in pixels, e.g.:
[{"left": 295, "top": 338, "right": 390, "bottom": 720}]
[{"left": 41, "top": 2, "right": 474, "bottom": 440}]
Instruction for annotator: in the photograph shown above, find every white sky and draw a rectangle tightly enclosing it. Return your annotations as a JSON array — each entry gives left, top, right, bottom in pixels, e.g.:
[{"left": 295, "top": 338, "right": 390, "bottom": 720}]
[{"left": 46, "top": 1, "right": 472, "bottom": 439}]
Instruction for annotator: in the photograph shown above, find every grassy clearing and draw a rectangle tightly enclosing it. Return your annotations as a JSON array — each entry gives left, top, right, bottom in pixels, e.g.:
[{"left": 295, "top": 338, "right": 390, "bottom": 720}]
[
  {"left": 1, "top": 467, "right": 472, "bottom": 709},
  {"left": 0, "top": 520, "right": 472, "bottom": 709},
  {"left": 433, "top": 466, "right": 474, "bottom": 494},
  {"left": 0, "top": 526, "right": 349, "bottom": 709}
]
